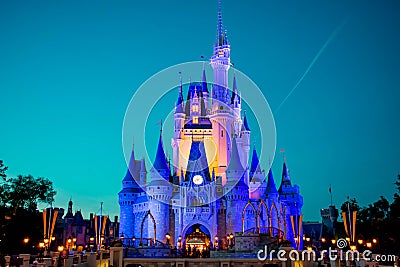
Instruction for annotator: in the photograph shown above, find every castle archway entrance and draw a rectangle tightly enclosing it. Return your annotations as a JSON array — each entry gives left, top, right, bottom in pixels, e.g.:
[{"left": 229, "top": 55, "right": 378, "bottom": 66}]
[{"left": 183, "top": 223, "right": 211, "bottom": 257}]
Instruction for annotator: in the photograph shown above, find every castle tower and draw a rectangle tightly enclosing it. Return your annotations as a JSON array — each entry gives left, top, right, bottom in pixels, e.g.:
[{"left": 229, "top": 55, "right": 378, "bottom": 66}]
[
  {"left": 249, "top": 147, "right": 266, "bottom": 198},
  {"left": 231, "top": 73, "right": 242, "bottom": 135},
  {"left": 118, "top": 145, "right": 144, "bottom": 238},
  {"left": 147, "top": 131, "right": 172, "bottom": 242},
  {"left": 172, "top": 77, "right": 185, "bottom": 173},
  {"left": 210, "top": 0, "right": 230, "bottom": 106},
  {"left": 265, "top": 168, "right": 279, "bottom": 230},
  {"left": 224, "top": 138, "right": 249, "bottom": 235},
  {"left": 209, "top": 1, "right": 235, "bottom": 182},
  {"left": 278, "top": 160, "right": 303, "bottom": 248},
  {"left": 238, "top": 112, "right": 251, "bottom": 169}
]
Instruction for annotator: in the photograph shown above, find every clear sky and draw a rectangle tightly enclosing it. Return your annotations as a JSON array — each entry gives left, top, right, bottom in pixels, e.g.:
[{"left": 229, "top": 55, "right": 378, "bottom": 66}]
[{"left": 1, "top": 0, "right": 399, "bottom": 221}]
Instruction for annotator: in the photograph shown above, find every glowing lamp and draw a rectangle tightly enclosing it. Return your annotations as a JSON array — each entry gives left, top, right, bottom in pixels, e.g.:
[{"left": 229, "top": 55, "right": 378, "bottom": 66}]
[
  {"left": 366, "top": 242, "right": 372, "bottom": 248},
  {"left": 321, "top": 238, "right": 326, "bottom": 243},
  {"left": 58, "top": 246, "right": 64, "bottom": 252},
  {"left": 306, "top": 237, "right": 311, "bottom": 242},
  {"left": 358, "top": 239, "right": 363, "bottom": 245},
  {"left": 345, "top": 237, "right": 350, "bottom": 242},
  {"left": 350, "top": 245, "right": 357, "bottom": 250},
  {"left": 23, "top": 238, "right": 29, "bottom": 244},
  {"left": 372, "top": 238, "right": 377, "bottom": 244},
  {"left": 307, "top": 247, "right": 312, "bottom": 251},
  {"left": 331, "top": 239, "right": 336, "bottom": 245}
]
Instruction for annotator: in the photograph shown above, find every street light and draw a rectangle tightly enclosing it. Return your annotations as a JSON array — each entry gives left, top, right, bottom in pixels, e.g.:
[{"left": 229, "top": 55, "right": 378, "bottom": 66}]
[
  {"left": 366, "top": 242, "right": 372, "bottom": 248},
  {"left": 358, "top": 239, "right": 363, "bottom": 245},
  {"left": 214, "top": 236, "right": 219, "bottom": 250},
  {"left": 372, "top": 238, "right": 377, "bottom": 244},
  {"left": 331, "top": 239, "right": 336, "bottom": 245},
  {"left": 89, "top": 236, "right": 95, "bottom": 251},
  {"left": 321, "top": 238, "right": 326, "bottom": 243},
  {"left": 165, "top": 233, "right": 171, "bottom": 245}
]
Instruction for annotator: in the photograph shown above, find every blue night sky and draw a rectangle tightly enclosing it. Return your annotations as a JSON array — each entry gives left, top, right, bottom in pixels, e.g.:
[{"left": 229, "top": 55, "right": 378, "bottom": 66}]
[{"left": 1, "top": 0, "right": 399, "bottom": 221}]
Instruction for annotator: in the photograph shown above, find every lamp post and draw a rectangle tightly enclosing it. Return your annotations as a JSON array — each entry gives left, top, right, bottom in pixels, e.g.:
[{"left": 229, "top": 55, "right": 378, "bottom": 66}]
[
  {"left": 229, "top": 233, "right": 234, "bottom": 248},
  {"left": 57, "top": 246, "right": 64, "bottom": 267},
  {"left": 44, "top": 238, "right": 49, "bottom": 254},
  {"left": 23, "top": 237, "right": 29, "bottom": 253},
  {"left": 72, "top": 237, "right": 77, "bottom": 250},
  {"left": 89, "top": 236, "right": 95, "bottom": 252},
  {"left": 67, "top": 237, "right": 72, "bottom": 252},
  {"left": 214, "top": 236, "right": 219, "bottom": 250},
  {"left": 165, "top": 233, "right": 171, "bottom": 246}
]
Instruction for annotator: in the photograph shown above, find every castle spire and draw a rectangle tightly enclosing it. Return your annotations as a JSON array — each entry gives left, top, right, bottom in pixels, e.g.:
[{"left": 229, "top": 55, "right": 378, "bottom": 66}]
[
  {"left": 242, "top": 111, "right": 251, "bottom": 131},
  {"left": 279, "top": 160, "right": 292, "bottom": 193},
  {"left": 175, "top": 72, "right": 184, "bottom": 113},
  {"left": 250, "top": 146, "right": 261, "bottom": 174},
  {"left": 226, "top": 138, "right": 244, "bottom": 172},
  {"left": 231, "top": 71, "right": 240, "bottom": 105},
  {"left": 266, "top": 168, "right": 278, "bottom": 194},
  {"left": 216, "top": 0, "right": 229, "bottom": 46},
  {"left": 153, "top": 129, "right": 170, "bottom": 173},
  {"left": 202, "top": 64, "right": 209, "bottom": 94}
]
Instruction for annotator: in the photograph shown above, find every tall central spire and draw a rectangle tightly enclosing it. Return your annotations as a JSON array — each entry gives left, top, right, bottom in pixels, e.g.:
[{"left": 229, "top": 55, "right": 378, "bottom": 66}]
[
  {"left": 216, "top": 0, "right": 229, "bottom": 46},
  {"left": 211, "top": 0, "right": 231, "bottom": 106}
]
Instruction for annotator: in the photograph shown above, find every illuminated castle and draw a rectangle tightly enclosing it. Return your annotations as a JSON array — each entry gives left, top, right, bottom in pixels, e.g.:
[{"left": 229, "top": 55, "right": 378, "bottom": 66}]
[{"left": 118, "top": 2, "right": 303, "bottom": 250}]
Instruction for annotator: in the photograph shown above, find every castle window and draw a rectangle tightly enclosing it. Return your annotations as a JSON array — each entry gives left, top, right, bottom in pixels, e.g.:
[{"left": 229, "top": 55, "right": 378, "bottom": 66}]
[
  {"left": 192, "top": 105, "right": 198, "bottom": 113},
  {"left": 221, "top": 130, "right": 224, "bottom": 137},
  {"left": 193, "top": 116, "right": 198, "bottom": 124}
]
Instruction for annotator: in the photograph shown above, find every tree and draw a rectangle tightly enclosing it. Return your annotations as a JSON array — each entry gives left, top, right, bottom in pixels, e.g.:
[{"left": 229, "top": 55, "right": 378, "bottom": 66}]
[
  {"left": 0, "top": 160, "right": 7, "bottom": 180},
  {"left": 1, "top": 174, "right": 56, "bottom": 212},
  {"left": 0, "top": 160, "right": 57, "bottom": 254},
  {"left": 340, "top": 197, "right": 360, "bottom": 213}
]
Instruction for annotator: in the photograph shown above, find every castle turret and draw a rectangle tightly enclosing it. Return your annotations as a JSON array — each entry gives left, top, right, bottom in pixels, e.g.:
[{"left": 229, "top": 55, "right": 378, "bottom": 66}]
[
  {"left": 238, "top": 111, "right": 251, "bottom": 169},
  {"left": 278, "top": 159, "right": 303, "bottom": 248},
  {"left": 224, "top": 138, "right": 249, "bottom": 234},
  {"left": 249, "top": 147, "right": 266, "bottom": 198},
  {"left": 147, "top": 132, "right": 172, "bottom": 242},
  {"left": 172, "top": 77, "right": 186, "bottom": 172},
  {"left": 118, "top": 144, "right": 144, "bottom": 238}
]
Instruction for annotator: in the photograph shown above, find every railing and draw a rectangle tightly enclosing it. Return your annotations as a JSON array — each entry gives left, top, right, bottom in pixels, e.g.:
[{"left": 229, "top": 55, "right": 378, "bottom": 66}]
[{"left": 244, "top": 226, "right": 284, "bottom": 239}]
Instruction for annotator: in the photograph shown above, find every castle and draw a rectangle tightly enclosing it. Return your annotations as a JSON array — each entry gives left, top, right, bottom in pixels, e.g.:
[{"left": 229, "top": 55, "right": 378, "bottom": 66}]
[{"left": 119, "top": 2, "right": 303, "bottom": 250}]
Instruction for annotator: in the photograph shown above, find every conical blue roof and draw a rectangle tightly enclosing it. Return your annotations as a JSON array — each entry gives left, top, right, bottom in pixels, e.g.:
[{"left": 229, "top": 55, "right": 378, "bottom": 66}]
[
  {"left": 202, "top": 67, "right": 209, "bottom": 94},
  {"left": 153, "top": 132, "right": 170, "bottom": 172},
  {"left": 175, "top": 82, "right": 184, "bottom": 113},
  {"left": 227, "top": 138, "right": 244, "bottom": 172},
  {"left": 266, "top": 168, "right": 278, "bottom": 194},
  {"left": 121, "top": 144, "right": 144, "bottom": 193},
  {"left": 242, "top": 112, "right": 251, "bottom": 131},
  {"left": 231, "top": 74, "right": 239, "bottom": 105},
  {"left": 279, "top": 161, "right": 292, "bottom": 193},
  {"left": 250, "top": 147, "right": 261, "bottom": 174}
]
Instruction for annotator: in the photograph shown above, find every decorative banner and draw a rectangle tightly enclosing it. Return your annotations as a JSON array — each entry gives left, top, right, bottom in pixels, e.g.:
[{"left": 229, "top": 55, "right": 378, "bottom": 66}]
[
  {"left": 342, "top": 211, "right": 357, "bottom": 242},
  {"left": 290, "top": 214, "right": 303, "bottom": 249},
  {"left": 42, "top": 208, "right": 58, "bottom": 245},
  {"left": 94, "top": 215, "right": 108, "bottom": 247}
]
